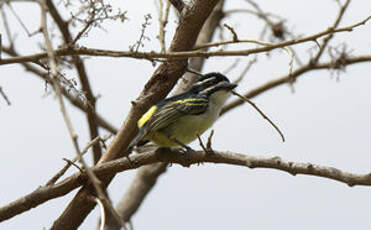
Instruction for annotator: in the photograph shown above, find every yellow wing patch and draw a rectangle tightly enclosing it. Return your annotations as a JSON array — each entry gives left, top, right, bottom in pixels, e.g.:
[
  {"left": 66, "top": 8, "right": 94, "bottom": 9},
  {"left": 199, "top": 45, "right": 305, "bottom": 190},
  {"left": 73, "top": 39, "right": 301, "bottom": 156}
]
[
  {"left": 169, "top": 98, "right": 208, "bottom": 106},
  {"left": 138, "top": 105, "right": 157, "bottom": 128}
]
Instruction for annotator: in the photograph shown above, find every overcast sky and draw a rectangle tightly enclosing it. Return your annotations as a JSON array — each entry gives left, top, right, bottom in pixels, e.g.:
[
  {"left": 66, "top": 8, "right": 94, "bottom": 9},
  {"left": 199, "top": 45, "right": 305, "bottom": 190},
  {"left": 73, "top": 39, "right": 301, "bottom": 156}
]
[{"left": 1, "top": 0, "right": 371, "bottom": 229}]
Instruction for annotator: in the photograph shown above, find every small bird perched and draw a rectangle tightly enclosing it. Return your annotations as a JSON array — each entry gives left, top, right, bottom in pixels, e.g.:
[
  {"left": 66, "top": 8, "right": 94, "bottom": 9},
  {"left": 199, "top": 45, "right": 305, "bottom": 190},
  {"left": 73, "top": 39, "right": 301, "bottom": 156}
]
[{"left": 128, "top": 72, "right": 237, "bottom": 152}]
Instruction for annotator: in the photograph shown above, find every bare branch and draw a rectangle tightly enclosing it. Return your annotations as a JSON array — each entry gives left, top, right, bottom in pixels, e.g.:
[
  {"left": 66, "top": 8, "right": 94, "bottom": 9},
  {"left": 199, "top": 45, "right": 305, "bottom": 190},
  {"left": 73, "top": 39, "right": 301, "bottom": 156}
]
[
  {"left": 1, "top": 14, "right": 370, "bottom": 66},
  {"left": 221, "top": 55, "right": 371, "bottom": 115},
  {"left": 0, "top": 86, "right": 11, "bottom": 105},
  {"left": 129, "top": 14, "right": 152, "bottom": 52},
  {"left": 223, "top": 23, "right": 239, "bottom": 41},
  {"left": 5, "top": 1, "right": 33, "bottom": 36},
  {"left": 0, "top": 5, "right": 14, "bottom": 48},
  {"left": 231, "top": 90, "right": 285, "bottom": 142},
  {"left": 233, "top": 56, "right": 257, "bottom": 84},
  {"left": 46, "top": 135, "right": 111, "bottom": 186},
  {"left": 311, "top": 0, "right": 350, "bottom": 64},
  {"left": 157, "top": 0, "right": 171, "bottom": 52},
  {"left": 3, "top": 145, "right": 371, "bottom": 222}
]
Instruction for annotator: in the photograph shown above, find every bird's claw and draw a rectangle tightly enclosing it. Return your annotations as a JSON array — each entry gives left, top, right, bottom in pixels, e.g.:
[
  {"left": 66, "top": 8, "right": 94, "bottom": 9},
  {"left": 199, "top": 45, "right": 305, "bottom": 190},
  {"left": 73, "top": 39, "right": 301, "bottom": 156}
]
[{"left": 179, "top": 146, "right": 195, "bottom": 167}]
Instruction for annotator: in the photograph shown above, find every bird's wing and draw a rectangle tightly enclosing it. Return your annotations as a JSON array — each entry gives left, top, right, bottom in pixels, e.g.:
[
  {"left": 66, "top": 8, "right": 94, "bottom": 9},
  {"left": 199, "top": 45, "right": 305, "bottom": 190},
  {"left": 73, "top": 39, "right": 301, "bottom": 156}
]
[{"left": 148, "top": 95, "right": 209, "bottom": 131}]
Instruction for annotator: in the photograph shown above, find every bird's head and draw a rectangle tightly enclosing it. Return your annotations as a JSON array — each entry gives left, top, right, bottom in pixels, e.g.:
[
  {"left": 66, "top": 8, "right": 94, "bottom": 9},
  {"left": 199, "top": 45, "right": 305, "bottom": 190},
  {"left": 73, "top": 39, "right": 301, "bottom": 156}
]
[{"left": 190, "top": 72, "right": 237, "bottom": 96}]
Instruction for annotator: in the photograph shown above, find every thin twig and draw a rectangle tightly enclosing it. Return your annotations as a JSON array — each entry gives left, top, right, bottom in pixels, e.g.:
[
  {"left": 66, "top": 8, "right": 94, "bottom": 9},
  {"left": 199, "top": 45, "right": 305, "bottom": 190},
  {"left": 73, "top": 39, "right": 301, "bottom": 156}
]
[
  {"left": 233, "top": 56, "right": 257, "bottom": 84},
  {"left": 311, "top": 0, "right": 350, "bottom": 64},
  {"left": 0, "top": 6, "right": 13, "bottom": 48},
  {"left": 46, "top": 136, "right": 111, "bottom": 186},
  {"left": 69, "top": 18, "right": 95, "bottom": 46},
  {"left": 5, "top": 1, "right": 33, "bottom": 36},
  {"left": 0, "top": 86, "right": 11, "bottom": 105},
  {"left": 206, "top": 129, "right": 214, "bottom": 151},
  {"left": 222, "top": 58, "right": 240, "bottom": 75},
  {"left": 223, "top": 23, "right": 238, "bottom": 41},
  {"left": 185, "top": 67, "right": 203, "bottom": 76},
  {"left": 231, "top": 90, "right": 285, "bottom": 142},
  {"left": 197, "top": 134, "right": 207, "bottom": 153},
  {"left": 130, "top": 14, "right": 152, "bottom": 52},
  {"left": 62, "top": 158, "right": 83, "bottom": 172},
  {"left": 157, "top": 0, "right": 170, "bottom": 52},
  {"left": 285, "top": 46, "right": 295, "bottom": 91}
]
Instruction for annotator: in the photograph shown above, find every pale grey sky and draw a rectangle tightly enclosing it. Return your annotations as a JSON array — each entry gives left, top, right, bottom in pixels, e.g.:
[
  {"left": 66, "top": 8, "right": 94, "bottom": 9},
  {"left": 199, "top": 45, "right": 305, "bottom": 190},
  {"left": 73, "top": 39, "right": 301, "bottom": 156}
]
[{"left": 1, "top": 0, "right": 371, "bottom": 229}]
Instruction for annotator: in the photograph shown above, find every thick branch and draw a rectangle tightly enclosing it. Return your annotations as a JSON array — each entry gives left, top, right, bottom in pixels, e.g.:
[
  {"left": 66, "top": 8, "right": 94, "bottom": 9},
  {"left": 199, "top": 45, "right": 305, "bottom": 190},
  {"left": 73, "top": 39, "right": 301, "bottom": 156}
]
[
  {"left": 169, "top": 0, "right": 184, "bottom": 13},
  {"left": 3, "top": 146, "right": 371, "bottom": 222}
]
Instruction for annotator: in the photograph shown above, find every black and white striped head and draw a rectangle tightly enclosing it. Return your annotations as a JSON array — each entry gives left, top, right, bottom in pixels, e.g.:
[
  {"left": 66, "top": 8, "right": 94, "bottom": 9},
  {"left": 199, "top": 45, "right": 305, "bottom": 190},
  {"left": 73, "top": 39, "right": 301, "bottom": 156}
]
[{"left": 190, "top": 72, "right": 237, "bottom": 96}]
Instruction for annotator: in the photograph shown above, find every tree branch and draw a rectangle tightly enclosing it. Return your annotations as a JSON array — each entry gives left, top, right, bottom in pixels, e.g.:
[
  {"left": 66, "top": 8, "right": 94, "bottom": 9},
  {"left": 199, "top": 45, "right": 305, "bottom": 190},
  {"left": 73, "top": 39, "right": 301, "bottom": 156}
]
[
  {"left": 3, "top": 145, "right": 371, "bottom": 223},
  {"left": 221, "top": 55, "right": 371, "bottom": 115},
  {"left": 1, "top": 14, "right": 370, "bottom": 66},
  {"left": 311, "top": 0, "right": 350, "bottom": 64}
]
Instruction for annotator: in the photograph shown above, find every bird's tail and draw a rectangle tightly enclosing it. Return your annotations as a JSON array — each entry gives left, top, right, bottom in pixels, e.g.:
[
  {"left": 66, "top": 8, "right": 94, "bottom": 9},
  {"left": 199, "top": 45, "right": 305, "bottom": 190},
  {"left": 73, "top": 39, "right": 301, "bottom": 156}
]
[{"left": 127, "top": 128, "right": 148, "bottom": 152}]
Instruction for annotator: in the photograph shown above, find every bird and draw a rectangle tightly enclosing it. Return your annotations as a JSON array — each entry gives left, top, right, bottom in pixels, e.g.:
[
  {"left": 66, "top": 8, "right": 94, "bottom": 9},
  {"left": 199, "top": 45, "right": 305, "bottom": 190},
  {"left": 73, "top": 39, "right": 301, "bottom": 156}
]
[{"left": 128, "top": 72, "right": 237, "bottom": 154}]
